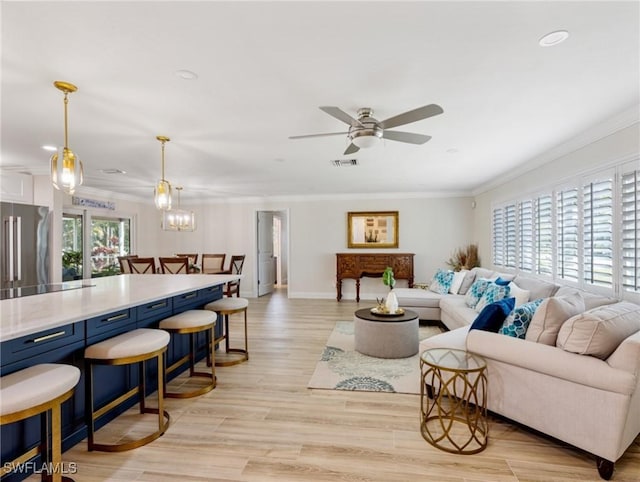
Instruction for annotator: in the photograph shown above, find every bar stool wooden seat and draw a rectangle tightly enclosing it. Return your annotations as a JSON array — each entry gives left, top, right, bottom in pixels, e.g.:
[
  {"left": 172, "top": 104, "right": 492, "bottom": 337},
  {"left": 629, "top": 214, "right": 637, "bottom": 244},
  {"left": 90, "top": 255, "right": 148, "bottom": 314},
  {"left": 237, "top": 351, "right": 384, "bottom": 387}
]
[
  {"left": 84, "top": 328, "right": 170, "bottom": 452},
  {"left": 1, "top": 363, "right": 81, "bottom": 482},
  {"left": 159, "top": 310, "right": 217, "bottom": 398},
  {"left": 204, "top": 297, "right": 249, "bottom": 366}
]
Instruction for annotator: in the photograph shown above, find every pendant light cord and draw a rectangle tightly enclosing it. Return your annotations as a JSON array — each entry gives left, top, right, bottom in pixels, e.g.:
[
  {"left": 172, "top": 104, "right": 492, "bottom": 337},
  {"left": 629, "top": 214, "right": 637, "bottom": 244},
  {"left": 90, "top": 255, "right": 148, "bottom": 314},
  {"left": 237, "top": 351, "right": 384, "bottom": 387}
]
[{"left": 63, "top": 92, "right": 69, "bottom": 148}]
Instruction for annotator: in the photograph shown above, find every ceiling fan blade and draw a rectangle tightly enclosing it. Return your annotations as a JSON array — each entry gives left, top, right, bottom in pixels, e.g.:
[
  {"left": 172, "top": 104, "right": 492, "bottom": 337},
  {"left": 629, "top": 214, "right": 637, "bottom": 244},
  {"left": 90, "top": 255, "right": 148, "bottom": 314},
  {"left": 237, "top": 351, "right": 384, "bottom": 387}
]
[
  {"left": 289, "top": 132, "right": 348, "bottom": 140},
  {"left": 344, "top": 143, "right": 360, "bottom": 155},
  {"left": 382, "top": 130, "right": 432, "bottom": 144},
  {"left": 319, "top": 106, "right": 363, "bottom": 126},
  {"left": 379, "top": 104, "right": 444, "bottom": 130}
]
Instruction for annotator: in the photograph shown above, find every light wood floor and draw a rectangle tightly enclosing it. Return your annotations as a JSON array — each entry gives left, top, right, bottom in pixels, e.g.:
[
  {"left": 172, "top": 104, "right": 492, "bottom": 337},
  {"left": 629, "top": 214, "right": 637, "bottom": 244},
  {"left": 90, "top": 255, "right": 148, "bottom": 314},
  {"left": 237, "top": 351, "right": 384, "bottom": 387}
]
[{"left": 37, "top": 288, "right": 640, "bottom": 481}]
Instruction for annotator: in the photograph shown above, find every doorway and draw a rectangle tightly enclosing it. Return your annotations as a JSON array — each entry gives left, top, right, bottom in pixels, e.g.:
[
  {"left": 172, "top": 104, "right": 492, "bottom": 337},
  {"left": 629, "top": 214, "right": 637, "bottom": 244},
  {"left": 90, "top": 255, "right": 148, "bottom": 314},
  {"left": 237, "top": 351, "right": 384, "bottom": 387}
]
[{"left": 256, "top": 210, "right": 288, "bottom": 297}]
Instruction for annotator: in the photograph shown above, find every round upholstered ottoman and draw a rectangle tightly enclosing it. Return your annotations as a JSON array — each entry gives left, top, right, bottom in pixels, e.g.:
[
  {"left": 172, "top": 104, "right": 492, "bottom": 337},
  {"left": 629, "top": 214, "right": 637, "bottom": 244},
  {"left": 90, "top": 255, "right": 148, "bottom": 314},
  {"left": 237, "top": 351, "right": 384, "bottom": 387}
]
[{"left": 354, "top": 308, "right": 419, "bottom": 358}]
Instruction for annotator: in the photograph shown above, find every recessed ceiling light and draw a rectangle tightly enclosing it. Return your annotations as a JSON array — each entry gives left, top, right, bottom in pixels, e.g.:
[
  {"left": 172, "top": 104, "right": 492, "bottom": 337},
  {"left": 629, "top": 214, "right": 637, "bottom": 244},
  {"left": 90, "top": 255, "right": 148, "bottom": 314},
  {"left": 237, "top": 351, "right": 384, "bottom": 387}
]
[
  {"left": 175, "top": 69, "right": 198, "bottom": 80},
  {"left": 100, "top": 168, "right": 127, "bottom": 175},
  {"left": 539, "top": 30, "right": 569, "bottom": 47},
  {"left": 42, "top": 145, "right": 57, "bottom": 151},
  {"left": 446, "top": 148, "right": 459, "bottom": 154}
]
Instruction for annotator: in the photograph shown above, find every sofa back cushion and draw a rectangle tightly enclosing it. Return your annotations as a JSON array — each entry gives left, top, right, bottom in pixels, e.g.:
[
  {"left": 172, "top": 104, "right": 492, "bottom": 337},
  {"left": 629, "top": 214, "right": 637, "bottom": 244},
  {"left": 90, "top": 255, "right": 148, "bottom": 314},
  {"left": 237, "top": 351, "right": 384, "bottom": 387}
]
[
  {"left": 457, "top": 270, "right": 477, "bottom": 295},
  {"left": 556, "top": 302, "right": 640, "bottom": 359},
  {"left": 526, "top": 292, "right": 585, "bottom": 345},
  {"left": 512, "top": 275, "right": 559, "bottom": 300},
  {"left": 554, "top": 286, "right": 617, "bottom": 311}
]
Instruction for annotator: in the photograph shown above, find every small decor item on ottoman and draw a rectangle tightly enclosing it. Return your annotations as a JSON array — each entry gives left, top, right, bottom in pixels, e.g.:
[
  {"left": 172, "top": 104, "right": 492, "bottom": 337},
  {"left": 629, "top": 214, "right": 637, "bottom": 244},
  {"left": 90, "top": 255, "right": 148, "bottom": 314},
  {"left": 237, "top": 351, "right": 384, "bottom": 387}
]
[{"left": 382, "top": 267, "right": 399, "bottom": 313}]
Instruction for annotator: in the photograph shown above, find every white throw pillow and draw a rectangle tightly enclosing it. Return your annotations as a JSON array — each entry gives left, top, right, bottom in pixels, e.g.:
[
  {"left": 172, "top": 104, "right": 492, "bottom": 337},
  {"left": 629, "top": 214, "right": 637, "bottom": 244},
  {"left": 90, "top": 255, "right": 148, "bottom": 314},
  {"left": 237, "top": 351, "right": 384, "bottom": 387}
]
[
  {"left": 508, "top": 281, "right": 530, "bottom": 307},
  {"left": 526, "top": 292, "right": 585, "bottom": 345},
  {"left": 556, "top": 302, "right": 640, "bottom": 359},
  {"left": 449, "top": 270, "right": 468, "bottom": 294}
]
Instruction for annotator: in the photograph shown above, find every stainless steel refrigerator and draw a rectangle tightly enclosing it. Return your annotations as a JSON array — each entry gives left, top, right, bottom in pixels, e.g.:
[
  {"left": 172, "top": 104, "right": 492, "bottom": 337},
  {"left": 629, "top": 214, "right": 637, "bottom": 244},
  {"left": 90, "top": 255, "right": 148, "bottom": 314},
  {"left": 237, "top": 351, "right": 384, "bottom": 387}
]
[{"left": 1, "top": 201, "right": 50, "bottom": 289}]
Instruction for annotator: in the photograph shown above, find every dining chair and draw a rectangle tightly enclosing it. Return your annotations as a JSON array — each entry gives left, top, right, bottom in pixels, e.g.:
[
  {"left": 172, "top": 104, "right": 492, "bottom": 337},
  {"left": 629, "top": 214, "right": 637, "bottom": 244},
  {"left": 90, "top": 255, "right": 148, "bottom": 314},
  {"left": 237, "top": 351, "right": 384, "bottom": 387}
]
[
  {"left": 201, "top": 254, "right": 226, "bottom": 274},
  {"left": 118, "top": 255, "right": 138, "bottom": 274},
  {"left": 222, "top": 255, "right": 245, "bottom": 297},
  {"left": 128, "top": 257, "right": 157, "bottom": 274},
  {"left": 159, "top": 257, "right": 190, "bottom": 274},
  {"left": 176, "top": 253, "right": 198, "bottom": 266}
]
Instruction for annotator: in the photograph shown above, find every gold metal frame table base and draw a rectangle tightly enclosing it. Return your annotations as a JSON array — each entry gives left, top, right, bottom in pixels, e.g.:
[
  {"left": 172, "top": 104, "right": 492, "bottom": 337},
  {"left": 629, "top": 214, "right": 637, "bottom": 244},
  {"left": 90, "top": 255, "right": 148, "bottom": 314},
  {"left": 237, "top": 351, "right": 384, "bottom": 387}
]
[{"left": 420, "top": 348, "right": 488, "bottom": 455}]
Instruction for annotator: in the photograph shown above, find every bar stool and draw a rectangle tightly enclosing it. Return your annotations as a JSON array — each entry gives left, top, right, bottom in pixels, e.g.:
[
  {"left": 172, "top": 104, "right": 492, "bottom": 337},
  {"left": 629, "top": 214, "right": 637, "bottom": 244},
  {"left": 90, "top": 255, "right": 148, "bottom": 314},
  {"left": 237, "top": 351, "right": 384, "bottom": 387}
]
[
  {"left": 1, "top": 364, "right": 80, "bottom": 482},
  {"left": 84, "top": 328, "right": 170, "bottom": 452},
  {"left": 204, "top": 297, "right": 249, "bottom": 366},
  {"left": 159, "top": 310, "right": 216, "bottom": 398}
]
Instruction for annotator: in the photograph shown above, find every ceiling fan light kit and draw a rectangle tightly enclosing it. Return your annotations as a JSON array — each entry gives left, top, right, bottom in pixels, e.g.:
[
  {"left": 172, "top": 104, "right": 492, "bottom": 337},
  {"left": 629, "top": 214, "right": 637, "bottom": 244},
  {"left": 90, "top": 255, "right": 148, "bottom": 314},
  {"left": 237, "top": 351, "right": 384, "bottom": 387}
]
[
  {"left": 290, "top": 103, "right": 443, "bottom": 155},
  {"left": 50, "top": 81, "right": 84, "bottom": 194}
]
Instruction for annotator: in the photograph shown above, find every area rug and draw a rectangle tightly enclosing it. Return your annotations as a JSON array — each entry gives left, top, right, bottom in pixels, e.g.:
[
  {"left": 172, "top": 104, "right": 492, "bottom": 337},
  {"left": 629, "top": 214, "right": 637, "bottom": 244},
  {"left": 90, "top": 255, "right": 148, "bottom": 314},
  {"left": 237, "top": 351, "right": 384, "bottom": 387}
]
[{"left": 308, "top": 321, "right": 442, "bottom": 394}]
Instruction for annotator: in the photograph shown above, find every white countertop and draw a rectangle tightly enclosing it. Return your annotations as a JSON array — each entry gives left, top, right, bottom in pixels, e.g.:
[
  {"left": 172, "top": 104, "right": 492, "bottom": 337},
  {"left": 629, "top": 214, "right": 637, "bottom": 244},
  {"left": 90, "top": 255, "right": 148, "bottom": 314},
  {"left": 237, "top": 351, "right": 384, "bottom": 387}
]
[{"left": 0, "top": 274, "right": 240, "bottom": 342}]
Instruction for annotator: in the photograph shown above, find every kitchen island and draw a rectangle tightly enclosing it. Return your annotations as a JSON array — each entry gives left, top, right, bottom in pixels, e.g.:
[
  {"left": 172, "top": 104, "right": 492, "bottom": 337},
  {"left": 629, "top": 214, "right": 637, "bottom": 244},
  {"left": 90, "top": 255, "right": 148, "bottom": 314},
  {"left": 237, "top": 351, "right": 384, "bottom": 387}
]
[{"left": 0, "top": 274, "right": 240, "bottom": 482}]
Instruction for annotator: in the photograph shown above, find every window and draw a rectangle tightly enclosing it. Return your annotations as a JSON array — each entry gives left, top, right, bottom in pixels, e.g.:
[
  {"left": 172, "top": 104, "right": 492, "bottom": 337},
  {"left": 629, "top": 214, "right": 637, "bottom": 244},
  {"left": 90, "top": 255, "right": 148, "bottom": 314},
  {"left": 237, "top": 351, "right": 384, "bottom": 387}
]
[
  {"left": 621, "top": 169, "right": 639, "bottom": 294},
  {"left": 518, "top": 200, "right": 533, "bottom": 272},
  {"left": 62, "top": 213, "right": 83, "bottom": 281},
  {"left": 556, "top": 187, "right": 579, "bottom": 282},
  {"left": 505, "top": 204, "right": 517, "bottom": 268},
  {"left": 91, "top": 216, "right": 131, "bottom": 277},
  {"left": 492, "top": 207, "right": 504, "bottom": 266},
  {"left": 535, "top": 195, "right": 553, "bottom": 276},
  {"left": 583, "top": 177, "right": 613, "bottom": 287}
]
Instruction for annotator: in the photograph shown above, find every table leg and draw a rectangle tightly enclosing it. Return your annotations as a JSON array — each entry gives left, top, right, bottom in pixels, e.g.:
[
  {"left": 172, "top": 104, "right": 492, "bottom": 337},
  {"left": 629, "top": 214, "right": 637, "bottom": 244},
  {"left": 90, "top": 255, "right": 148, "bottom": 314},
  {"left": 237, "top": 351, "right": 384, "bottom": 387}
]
[{"left": 356, "top": 279, "right": 361, "bottom": 302}]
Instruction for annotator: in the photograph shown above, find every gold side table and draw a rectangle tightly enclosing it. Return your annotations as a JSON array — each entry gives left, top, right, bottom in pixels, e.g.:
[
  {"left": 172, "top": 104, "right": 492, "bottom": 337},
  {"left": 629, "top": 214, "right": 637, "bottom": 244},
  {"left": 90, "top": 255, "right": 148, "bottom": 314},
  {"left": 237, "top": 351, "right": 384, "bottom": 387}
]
[{"left": 420, "top": 348, "right": 488, "bottom": 454}]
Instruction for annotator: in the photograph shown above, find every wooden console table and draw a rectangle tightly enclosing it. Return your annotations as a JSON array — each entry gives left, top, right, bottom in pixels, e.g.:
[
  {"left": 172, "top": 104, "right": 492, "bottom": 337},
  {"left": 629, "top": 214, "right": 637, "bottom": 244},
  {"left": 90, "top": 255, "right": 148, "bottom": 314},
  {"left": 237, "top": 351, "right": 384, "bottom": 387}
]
[{"left": 336, "top": 253, "right": 414, "bottom": 301}]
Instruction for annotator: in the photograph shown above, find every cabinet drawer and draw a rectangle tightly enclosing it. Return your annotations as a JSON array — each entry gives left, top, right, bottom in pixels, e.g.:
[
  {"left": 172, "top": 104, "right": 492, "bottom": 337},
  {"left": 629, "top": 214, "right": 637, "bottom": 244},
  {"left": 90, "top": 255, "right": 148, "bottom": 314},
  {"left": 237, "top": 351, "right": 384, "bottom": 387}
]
[
  {"left": 136, "top": 298, "right": 172, "bottom": 322},
  {"left": 172, "top": 290, "right": 201, "bottom": 309},
  {"left": 199, "top": 285, "right": 222, "bottom": 304},
  {"left": 0, "top": 322, "right": 84, "bottom": 367},
  {"left": 86, "top": 308, "right": 136, "bottom": 340}
]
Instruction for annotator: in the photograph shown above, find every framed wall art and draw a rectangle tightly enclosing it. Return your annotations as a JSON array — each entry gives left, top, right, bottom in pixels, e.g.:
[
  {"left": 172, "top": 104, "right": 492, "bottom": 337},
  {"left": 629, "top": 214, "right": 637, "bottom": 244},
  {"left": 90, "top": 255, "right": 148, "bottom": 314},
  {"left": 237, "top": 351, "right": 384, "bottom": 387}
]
[{"left": 347, "top": 211, "right": 399, "bottom": 248}]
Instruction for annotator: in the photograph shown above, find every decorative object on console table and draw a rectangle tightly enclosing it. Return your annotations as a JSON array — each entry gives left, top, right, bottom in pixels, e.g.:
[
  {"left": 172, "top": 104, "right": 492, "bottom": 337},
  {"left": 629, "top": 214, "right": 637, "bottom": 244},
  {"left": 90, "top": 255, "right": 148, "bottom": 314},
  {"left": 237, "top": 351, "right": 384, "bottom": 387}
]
[
  {"left": 336, "top": 253, "right": 414, "bottom": 301},
  {"left": 347, "top": 211, "right": 399, "bottom": 248}
]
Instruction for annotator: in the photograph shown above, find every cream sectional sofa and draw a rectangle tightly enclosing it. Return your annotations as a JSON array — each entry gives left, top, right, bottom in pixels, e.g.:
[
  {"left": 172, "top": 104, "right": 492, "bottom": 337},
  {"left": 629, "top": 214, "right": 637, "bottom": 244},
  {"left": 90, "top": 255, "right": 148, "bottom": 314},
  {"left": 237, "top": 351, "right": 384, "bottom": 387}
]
[{"left": 393, "top": 267, "right": 640, "bottom": 480}]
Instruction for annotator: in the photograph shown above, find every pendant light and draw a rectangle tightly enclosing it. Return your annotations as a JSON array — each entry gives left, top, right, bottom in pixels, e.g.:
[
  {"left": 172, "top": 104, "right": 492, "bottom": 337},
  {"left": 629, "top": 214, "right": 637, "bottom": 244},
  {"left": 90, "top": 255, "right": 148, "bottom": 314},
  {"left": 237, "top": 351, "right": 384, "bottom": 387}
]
[
  {"left": 50, "top": 81, "right": 84, "bottom": 194},
  {"left": 154, "top": 135, "right": 172, "bottom": 210},
  {"left": 162, "top": 187, "right": 195, "bottom": 232}
]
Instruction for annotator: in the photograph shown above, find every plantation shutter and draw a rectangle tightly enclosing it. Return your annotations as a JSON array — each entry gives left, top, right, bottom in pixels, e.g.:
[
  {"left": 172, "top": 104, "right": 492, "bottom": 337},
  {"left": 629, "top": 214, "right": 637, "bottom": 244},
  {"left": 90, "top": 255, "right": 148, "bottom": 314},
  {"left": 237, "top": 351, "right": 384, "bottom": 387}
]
[
  {"left": 556, "top": 188, "right": 579, "bottom": 281},
  {"left": 492, "top": 207, "right": 505, "bottom": 266},
  {"left": 518, "top": 200, "right": 534, "bottom": 272},
  {"left": 583, "top": 178, "right": 613, "bottom": 287},
  {"left": 505, "top": 204, "right": 517, "bottom": 268},
  {"left": 621, "top": 169, "right": 640, "bottom": 294},
  {"left": 535, "top": 195, "right": 553, "bottom": 276}
]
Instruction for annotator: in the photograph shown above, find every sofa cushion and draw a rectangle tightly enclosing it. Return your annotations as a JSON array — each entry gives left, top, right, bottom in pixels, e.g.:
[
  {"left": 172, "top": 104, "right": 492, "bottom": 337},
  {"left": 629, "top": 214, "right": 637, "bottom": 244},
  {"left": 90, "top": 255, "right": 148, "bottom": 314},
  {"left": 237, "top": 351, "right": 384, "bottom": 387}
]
[
  {"left": 526, "top": 292, "right": 585, "bottom": 345},
  {"left": 512, "top": 275, "right": 559, "bottom": 300},
  {"left": 470, "top": 297, "right": 516, "bottom": 332},
  {"left": 475, "top": 283, "right": 511, "bottom": 313},
  {"left": 429, "top": 269, "right": 455, "bottom": 295},
  {"left": 554, "top": 286, "right": 618, "bottom": 311},
  {"left": 499, "top": 298, "right": 544, "bottom": 339},
  {"left": 508, "top": 281, "right": 530, "bottom": 307},
  {"left": 449, "top": 270, "right": 469, "bottom": 294},
  {"left": 393, "top": 288, "right": 442, "bottom": 309},
  {"left": 440, "top": 296, "right": 478, "bottom": 327},
  {"left": 457, "top": 270, "right": 477, "bottom": 295},
  {"left": 474, "top": 267, "right": 497, "bottom": 279},
  {"left": 464, "top": 278, "right": 492, "bottom": 308},
  {"left": 557, "top": 302, "right": 640, "bottom": 359}
]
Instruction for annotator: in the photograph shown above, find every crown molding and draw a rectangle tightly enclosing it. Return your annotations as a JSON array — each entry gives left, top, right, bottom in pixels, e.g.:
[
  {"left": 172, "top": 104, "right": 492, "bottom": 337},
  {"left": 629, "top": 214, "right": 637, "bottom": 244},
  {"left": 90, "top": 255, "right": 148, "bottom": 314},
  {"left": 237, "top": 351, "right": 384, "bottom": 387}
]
[{"left": 472, "top": 104, "right": 640, "bottom": 197}]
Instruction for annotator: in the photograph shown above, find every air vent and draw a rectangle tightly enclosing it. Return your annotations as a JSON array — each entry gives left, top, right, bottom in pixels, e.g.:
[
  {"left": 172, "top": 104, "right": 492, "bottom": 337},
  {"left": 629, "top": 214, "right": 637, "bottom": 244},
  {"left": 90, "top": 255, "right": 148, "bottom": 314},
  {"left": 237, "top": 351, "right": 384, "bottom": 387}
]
[
  {"left": 100, "top": 168, "right": 127, "bottom": 174},
  {"left": 330, "top": 159, "right": 358, "bottom": 167}
]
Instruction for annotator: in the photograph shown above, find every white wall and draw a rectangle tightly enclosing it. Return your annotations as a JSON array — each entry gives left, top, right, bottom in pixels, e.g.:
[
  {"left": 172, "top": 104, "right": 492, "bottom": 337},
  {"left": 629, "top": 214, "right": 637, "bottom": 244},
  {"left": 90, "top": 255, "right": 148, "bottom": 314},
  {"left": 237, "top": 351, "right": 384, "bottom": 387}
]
[
  {"left": 473, "top": 120, "right": 640, "bottom": 271},
  {"left": 136, "top": 195, "right": 475, "bottom": 300}
]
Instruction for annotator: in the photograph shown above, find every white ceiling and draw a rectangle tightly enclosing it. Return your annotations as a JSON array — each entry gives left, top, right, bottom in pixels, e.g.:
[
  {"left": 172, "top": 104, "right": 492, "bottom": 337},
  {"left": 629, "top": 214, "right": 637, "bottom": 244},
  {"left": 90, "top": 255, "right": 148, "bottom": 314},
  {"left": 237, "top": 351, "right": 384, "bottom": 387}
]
[{"left": 1, "top": 1, "right": 639, "bottom": 202}]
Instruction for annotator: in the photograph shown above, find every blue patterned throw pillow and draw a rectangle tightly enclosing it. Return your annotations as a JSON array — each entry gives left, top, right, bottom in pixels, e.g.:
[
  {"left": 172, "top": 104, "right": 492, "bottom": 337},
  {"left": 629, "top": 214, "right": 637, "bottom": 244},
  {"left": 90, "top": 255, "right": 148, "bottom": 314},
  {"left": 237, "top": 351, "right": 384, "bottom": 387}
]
[
  {"left": 428, "top": 269, "right": 455, "bottom": 295},
  {"left": 499, "top": 298, "right": 544, "bottom": 339},
  {"left": 474, "top": 283, "right": 511, "bottom": 313},
  {"left": 464, "top": 278, "right": 492, "bottom": 308}
]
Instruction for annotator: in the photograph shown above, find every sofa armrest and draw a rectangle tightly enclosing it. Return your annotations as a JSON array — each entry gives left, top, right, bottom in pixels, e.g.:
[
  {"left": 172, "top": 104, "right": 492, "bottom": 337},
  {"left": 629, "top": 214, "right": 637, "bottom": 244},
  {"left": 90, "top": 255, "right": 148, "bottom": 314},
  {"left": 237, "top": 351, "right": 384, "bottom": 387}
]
[
  {"left": 607, "top": 330, "right": 640, "bottom": 377},
  {"left": 466, "top": 330, "right": 636, "bottom": 395}
]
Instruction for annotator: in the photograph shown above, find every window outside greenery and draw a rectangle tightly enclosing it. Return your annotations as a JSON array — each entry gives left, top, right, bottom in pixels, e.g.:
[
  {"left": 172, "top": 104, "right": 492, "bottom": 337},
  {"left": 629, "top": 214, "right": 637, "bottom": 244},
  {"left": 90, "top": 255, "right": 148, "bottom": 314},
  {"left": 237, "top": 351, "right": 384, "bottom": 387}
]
[
  {"left": 62, "top": 213, "right": 83, "bottom": 281},
  {"left": 91, "top": 216, "right": 130, "bottom": 277}
]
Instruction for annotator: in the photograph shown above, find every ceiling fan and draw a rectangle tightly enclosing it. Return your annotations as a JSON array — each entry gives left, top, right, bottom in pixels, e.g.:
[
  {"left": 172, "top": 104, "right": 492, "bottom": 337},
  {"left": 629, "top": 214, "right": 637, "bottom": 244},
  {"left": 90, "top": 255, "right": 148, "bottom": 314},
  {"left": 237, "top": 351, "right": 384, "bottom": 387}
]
[{"left": 289, "top": 104, "right": 443, "bottom": 155}]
